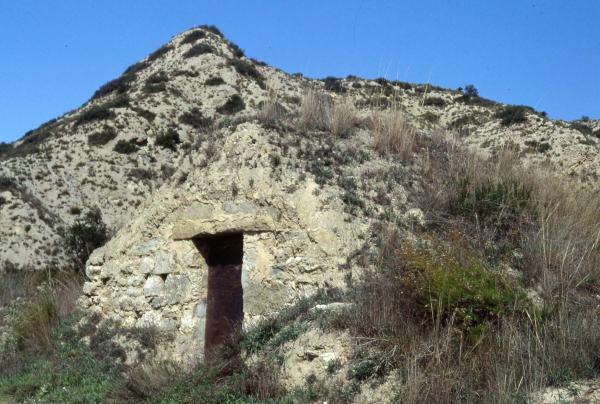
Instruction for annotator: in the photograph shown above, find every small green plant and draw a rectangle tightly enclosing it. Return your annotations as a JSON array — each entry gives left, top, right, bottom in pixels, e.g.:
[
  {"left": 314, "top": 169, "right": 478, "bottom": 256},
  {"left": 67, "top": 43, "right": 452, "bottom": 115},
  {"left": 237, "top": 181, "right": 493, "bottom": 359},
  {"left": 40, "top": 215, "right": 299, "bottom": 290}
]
[
  {"left": 326, "top": 359, "right": 342, "bottom": 374},
  {"left": 228, "top": 59, "right": 265, "bottom": 88},
  {"left": 179, "top": 108, "right": 212, "bottom": 130},
  {"left": 155, "top": 129, "right": 181, "bottom": 151},
  {"left": 146, "top": 44, "right": 173, "bottom": 62},
  {"left": 570, "top": 122, "right": 593, "bottom": 136},
  {"left": 423, "top": 97, "right": 446, "bottom": 107},
  {"left": 348, "top": 360, "right": 377, "bottom": 381},
  {"left": 216, "top": 94, "right": 245, "bottom": 115},
  {"left": 182, "top": 43, "right": 214, "bottom": 59},
  {"left": 180, "top": 30, "right": 205, "bottom": 45},
  {"left": 87, "top": 127, "right": 117, "bottom": 146},
  {"left": 113, "top": 139, "right": 138, "bottom": 154},
  {"left": 205, "top": 76, "right": 225, "bottom": 86},
  {"left": 75, "top": 105, "right": 115, "bottom": 126},
  {"left": 64, "top": 207, "right": 108, "bottom": 269},
  {"left": 229, "top": 42, "right": 244, "bottom": 58},
  {"left": 496, "top": 105, "right": 530, "bottom": 126},
  {"left": 323, "top": 77, "right": 345, "bottom": 93}
]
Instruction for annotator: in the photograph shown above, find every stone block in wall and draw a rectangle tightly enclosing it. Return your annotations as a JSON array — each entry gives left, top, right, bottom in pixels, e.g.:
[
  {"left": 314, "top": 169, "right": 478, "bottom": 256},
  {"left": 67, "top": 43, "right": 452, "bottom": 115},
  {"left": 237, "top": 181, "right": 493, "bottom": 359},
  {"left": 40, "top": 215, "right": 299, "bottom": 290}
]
[
  {"left": 143, "top": 275, "right": 165, "bottom": 297},
  {"left": 164, "top": 274, "right": 190, "bottom": 304}
]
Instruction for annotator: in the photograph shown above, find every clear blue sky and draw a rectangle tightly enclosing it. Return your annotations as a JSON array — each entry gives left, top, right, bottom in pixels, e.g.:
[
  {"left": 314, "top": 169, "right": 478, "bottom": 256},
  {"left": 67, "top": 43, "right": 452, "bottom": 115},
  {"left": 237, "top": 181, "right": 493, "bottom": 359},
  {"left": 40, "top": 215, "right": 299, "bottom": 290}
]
[{"left": 1, "top": 0, "right": 599, "bottom": 143}]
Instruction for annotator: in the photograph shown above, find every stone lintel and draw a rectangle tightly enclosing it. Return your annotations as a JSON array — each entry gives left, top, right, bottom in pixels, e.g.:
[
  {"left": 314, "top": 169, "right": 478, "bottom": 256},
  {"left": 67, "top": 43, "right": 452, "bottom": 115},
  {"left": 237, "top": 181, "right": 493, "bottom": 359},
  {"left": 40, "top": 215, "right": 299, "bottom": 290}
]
[{"left": 172, "top": 213, "right": 276, "bottom": 240}]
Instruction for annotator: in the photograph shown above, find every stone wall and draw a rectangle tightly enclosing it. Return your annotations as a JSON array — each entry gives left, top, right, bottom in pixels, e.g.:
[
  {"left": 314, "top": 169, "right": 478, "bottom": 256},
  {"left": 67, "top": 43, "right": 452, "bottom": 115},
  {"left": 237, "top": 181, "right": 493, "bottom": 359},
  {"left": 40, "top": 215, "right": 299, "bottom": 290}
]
[{"left": 79, "top": 123, "right": 369, "bottom": 365}]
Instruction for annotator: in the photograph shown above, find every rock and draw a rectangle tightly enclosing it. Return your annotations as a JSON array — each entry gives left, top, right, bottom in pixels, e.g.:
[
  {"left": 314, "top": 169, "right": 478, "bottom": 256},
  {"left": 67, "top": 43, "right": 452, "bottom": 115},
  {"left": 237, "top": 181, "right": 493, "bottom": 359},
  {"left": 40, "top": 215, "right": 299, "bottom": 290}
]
[
  {"left": 309, "top": 302, "right": 353, "bottom": 314},
  {"left": 143, "top": 275, "right": 164, "bottom": 297},
  {"left": 131, "top": 239, "right": 161, "bottom": 256}
]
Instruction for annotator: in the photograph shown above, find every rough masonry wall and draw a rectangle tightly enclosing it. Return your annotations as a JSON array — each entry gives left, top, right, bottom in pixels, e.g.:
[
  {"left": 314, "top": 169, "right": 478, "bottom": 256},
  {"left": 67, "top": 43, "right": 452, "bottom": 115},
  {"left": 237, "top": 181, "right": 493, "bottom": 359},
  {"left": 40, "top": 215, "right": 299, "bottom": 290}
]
[{"left": 79, "top": 123, "right": 369, "bottom": 364}]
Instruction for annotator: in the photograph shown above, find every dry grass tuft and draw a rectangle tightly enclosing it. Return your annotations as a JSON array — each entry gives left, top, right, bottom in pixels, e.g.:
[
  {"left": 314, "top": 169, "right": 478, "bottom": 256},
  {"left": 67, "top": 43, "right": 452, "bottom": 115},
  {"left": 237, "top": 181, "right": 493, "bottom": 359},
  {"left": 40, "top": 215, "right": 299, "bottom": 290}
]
[
  {"left": 299, "top": 89, "right": 357, "bottom": 137},
  {"left": 370, "top": 110, "right": 417, "bottom": 159}
]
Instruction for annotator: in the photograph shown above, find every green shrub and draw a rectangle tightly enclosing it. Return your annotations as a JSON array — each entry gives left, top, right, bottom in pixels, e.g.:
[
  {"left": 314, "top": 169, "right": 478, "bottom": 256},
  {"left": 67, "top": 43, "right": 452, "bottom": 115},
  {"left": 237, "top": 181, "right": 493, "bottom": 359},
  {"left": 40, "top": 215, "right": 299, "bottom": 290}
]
[
  {"left": 179, "top": 108, "right": 212, "bottom": 129},
  {"left": 146, "top": 44, "right": 173, "bottom": 62},
  {"left": 182, "top": 43, "right": 214, "bottom": 59},
  {"left": 122, "top": 60, "right": 150, "bottom": 76},
  {"left": 228, "top": 59, "right": 265, "bottom": 88},
  {"left": 75, "top": 105, "right": 115, "bottom": 126},
  {"left": 423, "top": 97, "right": 446, "bottom": 107},
  {"left": 88, "top": 127, "right": 117, "bottom": 146},
  {"left": 155, "top": 129, "right": 181, "bottom": 151},
  {"left": 570, "top": 122, "right": 593, "bottom": 136},
  {"left": 205, "top": 76, "right": 225, "bottom": 86},
  {"left": 180, "top": 30, "right": 205, "bottom": 45},
  {"left": 144, "top": 71, "right": 168, "bottom": 93},
  {"left": 216, "top": 94, "right": 245, "bottom": 115},
  {"left": 496, "top": 105, "right": 530, "bottom": 126},
  {"left": 64, "top": 208, "right": 108, "bottom": 269},
  {"left": 92, "top": 75, "right": 134, "bottom": 99},
  {"left": 113, "top": 139, "right": 139, "bottom": 154},
  {"left": 132, "top": 107, "right": 156, "bottom": 122},
  {"left": 229, "top": 42, "right": 244, "bottom": 58},
  {"left": 200, "top": 24, "right": 224, "bottom": 37},
  {"left": 324, "top": 77, "right": 345, "bottom": 93}
]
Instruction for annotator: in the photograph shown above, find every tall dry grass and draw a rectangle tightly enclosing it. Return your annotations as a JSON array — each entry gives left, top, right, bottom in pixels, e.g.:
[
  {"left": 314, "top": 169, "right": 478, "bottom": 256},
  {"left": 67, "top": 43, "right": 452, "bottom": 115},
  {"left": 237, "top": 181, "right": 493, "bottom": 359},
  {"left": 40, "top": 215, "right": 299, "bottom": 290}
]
[
  {"left": 369, "top": 110, "right": 417, "bottom": 159},
  {"left": 336, "top": 132, "right": 600, "bottom": 402},
  {"left": 299, "top": 89, "right": 357, "bottom": 137}
]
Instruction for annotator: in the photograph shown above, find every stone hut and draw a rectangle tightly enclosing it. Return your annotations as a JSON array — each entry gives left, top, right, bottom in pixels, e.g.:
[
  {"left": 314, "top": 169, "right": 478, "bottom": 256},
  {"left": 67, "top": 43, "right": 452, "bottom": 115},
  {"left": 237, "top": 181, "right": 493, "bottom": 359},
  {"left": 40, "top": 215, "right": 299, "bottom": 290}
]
[{"left": 80, "top": 123, "right": 370, "bottom": 364}]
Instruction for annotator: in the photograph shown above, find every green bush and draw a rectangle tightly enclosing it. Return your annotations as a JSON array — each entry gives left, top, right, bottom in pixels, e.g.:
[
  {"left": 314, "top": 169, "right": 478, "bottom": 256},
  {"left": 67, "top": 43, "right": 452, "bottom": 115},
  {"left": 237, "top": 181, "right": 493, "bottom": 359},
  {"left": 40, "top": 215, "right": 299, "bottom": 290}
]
[
  {"left": 423, "top": 97, "right": 446, "bottom": 107},
  {"left": 132, "top": 107, "right": 156, "bottom": 122},
  {"left": 570, "top": 122, "right": 593, "bottom": 136},
  {"left": 113, "top": 139, "right": 139, "bottom": 154},
  {"left": 180, "top": 30, "right": 205, "bottom": 45},
  {"left": 229, "top": 42, "right": 244, "bottom": 58},
  {"left": 75, "top": 105, "right": 115, "bottom": 126},
  {"left": 323, "top": 77, "right": 345, "bottom": 93},
  {"left": 179, "top": 108, "right": 212, "bottom": 129},
  {"left": 92, "top": 75, "right": 134, "bottom": 99},
  {"left": 88, "top": 127, "right": 117, "bottom": 146},
  {"left": 144, "top": 71, "right": 168, "bottom": 93},
  {"left": 205, "top": 76, "right": 225, "bottom": 86},
  {"left": 216, "top": 94, "right": 245, "bottom": 115},
  {"left": 64, "top": 208, "right": 108, "bottom": 269},
  {"left": 182, "top": 44, "right": 214, "bottom": 59},
  {"left": 155, "top": 129, "right": 181, "bottom": 151},
  {"left": 496, "top": 105, "right": 530, "bottom": 126},
  {"left": 228, "top": 59, "right": 265, "bottom": 88},
  {"left": 200, "top": 24, "right": 224, "bottom": 37},
  {"left": 146, "top": 44, "right": 173, "bottom": 62}
]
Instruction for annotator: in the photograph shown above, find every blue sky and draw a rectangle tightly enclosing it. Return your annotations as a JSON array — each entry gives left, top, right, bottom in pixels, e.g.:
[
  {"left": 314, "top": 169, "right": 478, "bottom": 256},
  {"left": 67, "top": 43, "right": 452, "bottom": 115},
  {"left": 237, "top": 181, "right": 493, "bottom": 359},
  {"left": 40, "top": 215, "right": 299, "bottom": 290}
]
[{"left": 1, "top": 0, "right": 599, "bottom": 143}]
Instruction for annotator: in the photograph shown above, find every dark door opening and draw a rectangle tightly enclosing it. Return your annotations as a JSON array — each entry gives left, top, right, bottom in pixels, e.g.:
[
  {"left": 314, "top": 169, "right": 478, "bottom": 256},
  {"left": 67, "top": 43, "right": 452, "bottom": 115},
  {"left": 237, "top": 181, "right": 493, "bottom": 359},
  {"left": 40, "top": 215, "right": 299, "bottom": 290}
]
[{"left": 194, "top": 233, "right": 243, "bottom": 355}]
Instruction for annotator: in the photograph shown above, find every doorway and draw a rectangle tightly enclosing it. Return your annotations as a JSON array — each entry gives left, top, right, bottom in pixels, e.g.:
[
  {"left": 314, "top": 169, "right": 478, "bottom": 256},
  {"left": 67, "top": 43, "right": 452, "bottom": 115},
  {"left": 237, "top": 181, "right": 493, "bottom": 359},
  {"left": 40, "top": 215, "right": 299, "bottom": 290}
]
[{"left": 194, "top": 233, "right": 244, "bottom": 355}]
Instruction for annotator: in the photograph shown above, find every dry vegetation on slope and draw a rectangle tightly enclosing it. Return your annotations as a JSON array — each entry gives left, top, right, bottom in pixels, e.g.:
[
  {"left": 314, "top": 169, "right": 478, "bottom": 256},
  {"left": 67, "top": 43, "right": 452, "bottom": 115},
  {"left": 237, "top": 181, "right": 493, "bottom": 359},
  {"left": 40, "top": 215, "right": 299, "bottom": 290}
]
[{"left": 1, "top": 25, "right": 600, "bottom": 403}]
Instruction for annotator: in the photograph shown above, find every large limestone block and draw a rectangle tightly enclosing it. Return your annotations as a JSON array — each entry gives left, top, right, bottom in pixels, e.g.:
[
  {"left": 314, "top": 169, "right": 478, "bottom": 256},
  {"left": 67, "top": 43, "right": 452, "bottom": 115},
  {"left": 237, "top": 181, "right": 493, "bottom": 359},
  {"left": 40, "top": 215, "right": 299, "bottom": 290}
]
[{"left": 172, "top": 213, "right": 276, "bottom": 239}]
